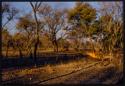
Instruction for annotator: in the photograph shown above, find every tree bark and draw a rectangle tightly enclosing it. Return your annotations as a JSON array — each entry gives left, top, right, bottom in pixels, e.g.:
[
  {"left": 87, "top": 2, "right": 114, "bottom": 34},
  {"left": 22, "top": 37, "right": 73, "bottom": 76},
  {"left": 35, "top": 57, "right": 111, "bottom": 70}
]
[
  {"left": 6, "top": 41, "right": 9, "bottom": 58},
  {"left": 30, "top": 2, "right": 41, "bottom": 66},
  {"left": 19, "top": 48, "right": 23, "bottom": 59},
  {"left": 34, "top": 36, "right": 39, "bottom": 64},
  {"left": 55, "top": 41, "right": 58, "bottom": 52}
]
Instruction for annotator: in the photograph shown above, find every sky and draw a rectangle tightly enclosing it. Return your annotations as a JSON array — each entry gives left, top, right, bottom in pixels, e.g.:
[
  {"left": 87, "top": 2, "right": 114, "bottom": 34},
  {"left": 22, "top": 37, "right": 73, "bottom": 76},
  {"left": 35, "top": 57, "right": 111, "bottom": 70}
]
[
  {"left": 10, "top": 2, "right": 100, "bottom": 14},
  {"left": 2, "top": 2, "right": 100, "bottom": 35}
]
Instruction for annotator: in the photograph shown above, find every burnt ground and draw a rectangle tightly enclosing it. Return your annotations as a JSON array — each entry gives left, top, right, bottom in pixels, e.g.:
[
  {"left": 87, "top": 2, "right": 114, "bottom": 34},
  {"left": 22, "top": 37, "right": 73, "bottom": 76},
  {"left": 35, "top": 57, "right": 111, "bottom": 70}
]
[
  {"left": 2, "top": 52, "right": 86, "bottom": 69},
  {"left": 1, "top": 52, "right": 123, "bottom": 85}
]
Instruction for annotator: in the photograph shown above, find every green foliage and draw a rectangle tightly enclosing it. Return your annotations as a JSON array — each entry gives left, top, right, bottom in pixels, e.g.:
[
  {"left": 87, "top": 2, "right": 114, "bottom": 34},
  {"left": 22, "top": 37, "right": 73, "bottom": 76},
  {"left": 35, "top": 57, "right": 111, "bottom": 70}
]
[
  {"left": 68, "top": 2, "right": 96, "bottom": 25},
  {"left": 67, "top": 2, "right": 97, "bottom": 38}
]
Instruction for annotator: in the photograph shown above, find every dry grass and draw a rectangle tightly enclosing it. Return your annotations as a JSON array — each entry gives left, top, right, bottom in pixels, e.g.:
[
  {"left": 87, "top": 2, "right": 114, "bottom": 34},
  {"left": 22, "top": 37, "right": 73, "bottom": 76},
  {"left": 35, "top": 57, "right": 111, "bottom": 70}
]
[{"left": 2, "top": 48, "right": 76, "bottom": 58}]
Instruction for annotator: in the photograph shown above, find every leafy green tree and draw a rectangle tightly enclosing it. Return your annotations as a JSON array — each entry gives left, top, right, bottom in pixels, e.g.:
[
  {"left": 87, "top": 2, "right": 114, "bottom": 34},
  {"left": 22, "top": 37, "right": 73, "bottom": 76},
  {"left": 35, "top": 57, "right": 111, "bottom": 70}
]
[
  {"left": 68, "top": 2, "right": 96, "bottom": 27},
  {"left": 67, "top": 2, "right": 97, "bottom": 51}
]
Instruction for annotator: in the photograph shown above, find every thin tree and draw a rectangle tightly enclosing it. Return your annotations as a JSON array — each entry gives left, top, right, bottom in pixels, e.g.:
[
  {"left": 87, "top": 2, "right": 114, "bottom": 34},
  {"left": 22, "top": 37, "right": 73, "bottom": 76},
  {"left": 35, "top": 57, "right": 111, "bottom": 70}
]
[
  {"left": 30, "top": 2, "right": 42, "bottom": 65},
  {"left": 2, "top": 2, "right": 19, "bottom": 29},
  {"left": 2, "top": 2, "right": 19, "bottom": 58},
  {"left": 16, "top": 14, "right": 35, "bottom": 58},
  {"left": 39, "top": 4, "right": 67, "bottom": 52}
]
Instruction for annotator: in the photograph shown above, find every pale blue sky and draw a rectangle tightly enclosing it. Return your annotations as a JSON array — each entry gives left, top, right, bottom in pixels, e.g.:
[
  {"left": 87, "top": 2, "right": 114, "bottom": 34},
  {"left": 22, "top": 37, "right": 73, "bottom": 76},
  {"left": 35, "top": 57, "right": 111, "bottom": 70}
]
[
  {"left": 11, "top": 2, "right": 76, "bottom": 14},
  {"left": 11, "top": 2, "right": 100, "bottom": 13},
  {"left": 3, "top": 2, "right": 100, "bottom": 35}
]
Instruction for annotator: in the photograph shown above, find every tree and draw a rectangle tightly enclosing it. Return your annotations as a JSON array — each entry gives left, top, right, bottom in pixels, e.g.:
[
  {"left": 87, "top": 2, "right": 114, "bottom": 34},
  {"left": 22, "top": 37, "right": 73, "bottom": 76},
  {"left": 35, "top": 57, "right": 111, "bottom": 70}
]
[
  {"left": 67, "top": 2, "right": 97, "bottom": 51},
  {"left": 2, "top": 2, "right": 19, "bottom": 29},
  {"left": 39, "top": 4, "right": 67, "bottom": 52},
  {"left": 68, "top": 2, "right": 96, "bottom": 27},
  {"left": 2, "top": 2, "right": 19, "bottom": 58},
  {"left": 30, "top": 2, "right": 42, "bottom": 65},
  {"left": 98, "top": 2, "right": 123, "bottom": 55},
  {"left": 16, "top": 14, "right": 35, "bottom": 58},
  {"left": 12, "top": 32, "right": 25, "bottom": 59},
  {"left": 2, "top": 28, "right": 12, "bottom": 57}
]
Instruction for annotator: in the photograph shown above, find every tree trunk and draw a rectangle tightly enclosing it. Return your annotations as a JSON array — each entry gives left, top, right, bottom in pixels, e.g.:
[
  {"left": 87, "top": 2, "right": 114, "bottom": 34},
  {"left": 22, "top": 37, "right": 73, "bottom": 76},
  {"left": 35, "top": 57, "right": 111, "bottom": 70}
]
[
  {"left": 30, "top": 2, "right": 41, "bottom": 66},
  {"left": 52, "top": 40, "right": 55, "bottom": 52},
  {"left": 91, "top": 38, "right": 95, "bottom": 54},
  {"left": 52, "top": 40, "right": 58, "bottom": 52},
  {"left": 53, "top": 44, "right": 56, "bottom": 52},
  {"left": 92, "top": 43, "right": 96, "bottom": 53},
  {"left": 34, "top": 36, "right": 39, "bottom": 65},
  {"left": 29, "top": 48, "right": 33, "bottom": 59},
  {"left": 6, "top": 42, "right": 9, "bottom": 58},
  {"left": 55, "top": 41, "right": 58, "bottom": 52},
  {"left": 19, "top": 48, "right": 23, "bottom": 59}
]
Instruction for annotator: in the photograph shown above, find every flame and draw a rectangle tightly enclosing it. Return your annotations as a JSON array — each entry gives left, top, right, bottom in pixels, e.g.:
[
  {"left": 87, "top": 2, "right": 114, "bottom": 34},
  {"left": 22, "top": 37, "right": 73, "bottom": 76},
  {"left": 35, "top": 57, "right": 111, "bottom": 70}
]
[{"left": 87, "top": 52, "right": 97, "bottom": 58}]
